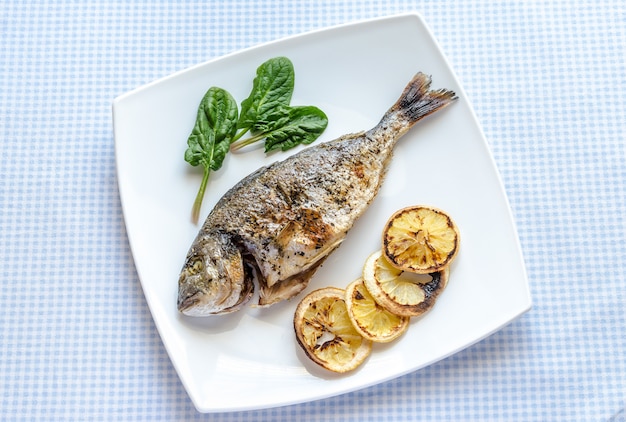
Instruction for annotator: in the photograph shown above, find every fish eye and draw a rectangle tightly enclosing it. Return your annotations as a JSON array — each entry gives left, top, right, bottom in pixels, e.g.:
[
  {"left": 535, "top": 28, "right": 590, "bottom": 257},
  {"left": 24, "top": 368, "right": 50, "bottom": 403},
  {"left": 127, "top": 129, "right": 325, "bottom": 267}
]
[{"left": 186, "top": 258, "right": 204, "bottom": 276}]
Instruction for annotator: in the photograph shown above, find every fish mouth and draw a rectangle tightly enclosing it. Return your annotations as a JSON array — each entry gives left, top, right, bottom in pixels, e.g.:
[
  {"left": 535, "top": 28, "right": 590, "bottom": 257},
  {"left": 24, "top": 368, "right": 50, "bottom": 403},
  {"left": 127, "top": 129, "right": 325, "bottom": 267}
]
[
  {"left": 177, "top": 289, "right": 201, "bottom": 315},
  {"left": 176, "top": 256, "right": 257, "bottom": 316}
]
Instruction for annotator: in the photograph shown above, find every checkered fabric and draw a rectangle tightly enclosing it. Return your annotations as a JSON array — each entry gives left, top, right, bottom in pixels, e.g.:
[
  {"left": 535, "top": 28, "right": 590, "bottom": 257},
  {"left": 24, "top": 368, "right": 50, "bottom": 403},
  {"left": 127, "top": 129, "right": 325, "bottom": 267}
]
[{"left": 1, "top": 1, "right": 624, "bottom": 420}]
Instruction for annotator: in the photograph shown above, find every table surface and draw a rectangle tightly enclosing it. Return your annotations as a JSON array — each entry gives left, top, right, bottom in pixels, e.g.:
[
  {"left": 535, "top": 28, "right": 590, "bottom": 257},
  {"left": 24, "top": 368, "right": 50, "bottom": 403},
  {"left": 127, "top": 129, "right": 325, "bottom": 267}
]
[{"left": 1, "top": 1, "right": 625, "bottom": 421}]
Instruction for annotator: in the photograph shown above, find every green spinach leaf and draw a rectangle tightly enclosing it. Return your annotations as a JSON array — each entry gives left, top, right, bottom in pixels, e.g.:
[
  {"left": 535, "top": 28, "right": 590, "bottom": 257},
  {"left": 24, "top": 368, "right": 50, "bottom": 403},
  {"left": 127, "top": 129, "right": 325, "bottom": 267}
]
[
  {"left": 262, "top": 106, "right": 329, "bottom": 152},
  {"left": 230, "top": 105, "right": 328, "bottom": 152},
  {"left": 184, "top": 86, "right": 238, "bottom": 223},
  {"left": 236, "top": 57, "right": 294, "bottom": 136}
]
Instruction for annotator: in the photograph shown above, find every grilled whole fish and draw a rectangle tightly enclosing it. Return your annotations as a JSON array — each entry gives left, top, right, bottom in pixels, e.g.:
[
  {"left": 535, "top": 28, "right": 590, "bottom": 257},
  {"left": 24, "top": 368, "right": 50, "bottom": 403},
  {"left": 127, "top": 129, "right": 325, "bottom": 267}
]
[{"left": 178, "top": 72, "right": 457, "bottom": 316}]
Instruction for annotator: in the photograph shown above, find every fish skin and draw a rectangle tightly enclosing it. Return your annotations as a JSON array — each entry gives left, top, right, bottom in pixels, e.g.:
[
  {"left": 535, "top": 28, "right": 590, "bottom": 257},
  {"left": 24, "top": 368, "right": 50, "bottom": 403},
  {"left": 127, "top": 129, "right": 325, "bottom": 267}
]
[{"left": 178, "top": 72, "right": 457, "bottom": 316}]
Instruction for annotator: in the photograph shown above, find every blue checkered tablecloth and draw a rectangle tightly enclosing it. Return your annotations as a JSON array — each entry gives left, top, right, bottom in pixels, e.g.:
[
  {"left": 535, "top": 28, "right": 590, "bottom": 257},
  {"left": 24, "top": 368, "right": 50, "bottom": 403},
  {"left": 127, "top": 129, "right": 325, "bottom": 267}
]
[{"left": 1, "top": 1, "right": 625, "bottom": 420}]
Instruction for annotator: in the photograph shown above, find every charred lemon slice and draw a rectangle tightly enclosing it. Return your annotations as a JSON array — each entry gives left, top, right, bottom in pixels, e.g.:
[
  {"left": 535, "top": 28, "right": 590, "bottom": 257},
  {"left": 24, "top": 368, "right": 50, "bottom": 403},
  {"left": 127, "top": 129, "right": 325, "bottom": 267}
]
[
  {"left": 382, "top": 205, "right": 460, "bottom": 274},
  {"left": 294, "top": 287, "right": 372, "bottom": 373},
  {"left": 345, "top": 278, "right": 410, "bottom": 343},
  {"left": 363, "top": 250, "right": 449, "bottom": 317}
]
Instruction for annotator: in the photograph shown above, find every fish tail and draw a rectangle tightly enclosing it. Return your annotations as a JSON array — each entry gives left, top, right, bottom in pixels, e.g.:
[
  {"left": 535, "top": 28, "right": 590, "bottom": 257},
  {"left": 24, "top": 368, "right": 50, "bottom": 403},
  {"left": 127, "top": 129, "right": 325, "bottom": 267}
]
[
  {"left": 391, "top": 72, "right": 457, "bottom": 125},
  {"left": 367, "top": 73, "right": 457, "bottom": 145}
]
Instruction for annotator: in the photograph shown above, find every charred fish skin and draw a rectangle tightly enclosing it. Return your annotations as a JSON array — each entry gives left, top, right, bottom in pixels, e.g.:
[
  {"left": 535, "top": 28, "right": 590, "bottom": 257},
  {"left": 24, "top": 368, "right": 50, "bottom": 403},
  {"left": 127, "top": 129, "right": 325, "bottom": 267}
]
[{"left": 177, "top": 72, "right": 457, "bottom": 316}]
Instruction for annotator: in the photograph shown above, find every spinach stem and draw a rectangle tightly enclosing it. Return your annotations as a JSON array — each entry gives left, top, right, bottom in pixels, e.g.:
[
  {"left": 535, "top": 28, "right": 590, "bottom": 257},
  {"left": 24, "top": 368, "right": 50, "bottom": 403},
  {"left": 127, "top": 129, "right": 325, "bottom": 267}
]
[
  {"left": 230, "top": 132, "right": 266, "bottom": 152},
  {"left": 191, "top": 165, "right": 210, "bottom": 224},
  {"left": 230, "top": 127, "right": 249, "bottom": 143}
]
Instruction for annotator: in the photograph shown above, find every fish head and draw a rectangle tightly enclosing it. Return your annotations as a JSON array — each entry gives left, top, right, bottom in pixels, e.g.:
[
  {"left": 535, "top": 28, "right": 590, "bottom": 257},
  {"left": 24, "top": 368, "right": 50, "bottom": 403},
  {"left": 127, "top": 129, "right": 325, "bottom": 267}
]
[{"left": 177, "top": 232, "right": 253, "bottom": 316}]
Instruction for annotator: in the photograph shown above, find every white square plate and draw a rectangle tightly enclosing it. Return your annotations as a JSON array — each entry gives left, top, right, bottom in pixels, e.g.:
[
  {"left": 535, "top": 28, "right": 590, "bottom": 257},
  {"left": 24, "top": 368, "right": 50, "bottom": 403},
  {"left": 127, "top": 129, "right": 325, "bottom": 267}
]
[{"left": 113, "top": 13, "right": 531, "bottom": 413}]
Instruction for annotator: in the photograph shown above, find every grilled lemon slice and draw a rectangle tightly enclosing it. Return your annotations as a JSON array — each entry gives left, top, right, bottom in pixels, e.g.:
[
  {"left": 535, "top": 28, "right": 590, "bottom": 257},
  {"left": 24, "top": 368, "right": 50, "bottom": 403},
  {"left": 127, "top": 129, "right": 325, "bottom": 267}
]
[
  {"left": 345, "top": 278, "right": 410, "bottom": 343},
  {"left": 382, "top": 206, "right": 460, "bottom": 274},
  {"left": 294, "top": 287, "right": 372, "bottom": 373},
  {"left": 363, "top": 250, "right": 449, "bottom": 317}
]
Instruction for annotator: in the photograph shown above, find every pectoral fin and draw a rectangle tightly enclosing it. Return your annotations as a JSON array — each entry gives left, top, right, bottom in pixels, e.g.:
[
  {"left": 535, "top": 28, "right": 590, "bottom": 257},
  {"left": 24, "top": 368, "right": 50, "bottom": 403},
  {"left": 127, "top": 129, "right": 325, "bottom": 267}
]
[
  {"left": 275, "top": 208, "right": 340, "bottom": 261},
  {"left": 258, "top": 254, "right": 329, "bottom": 307}
]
